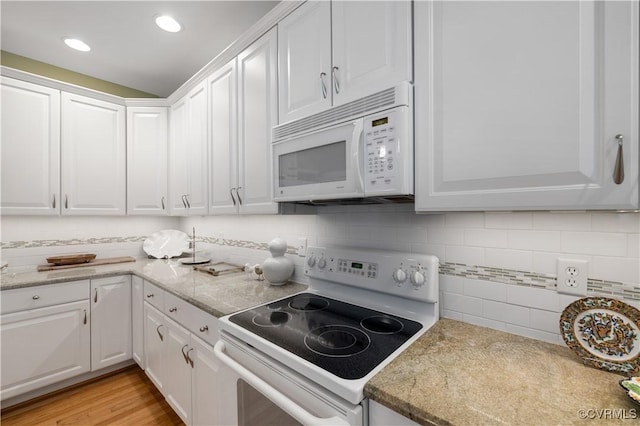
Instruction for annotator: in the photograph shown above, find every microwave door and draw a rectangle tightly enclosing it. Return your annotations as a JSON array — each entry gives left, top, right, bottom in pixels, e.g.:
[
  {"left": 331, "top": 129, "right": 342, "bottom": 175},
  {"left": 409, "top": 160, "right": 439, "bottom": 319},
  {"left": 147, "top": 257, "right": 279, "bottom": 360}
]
[{"left": 273, "top": 120, "right": 364, "bottom": 202}]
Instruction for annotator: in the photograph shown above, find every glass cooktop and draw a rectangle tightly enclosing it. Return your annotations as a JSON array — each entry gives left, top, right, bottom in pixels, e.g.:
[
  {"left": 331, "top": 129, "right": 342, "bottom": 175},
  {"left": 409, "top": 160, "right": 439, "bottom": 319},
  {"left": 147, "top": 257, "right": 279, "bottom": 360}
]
[{"left": 229, "top": 292, "right": 422, "bottom": 380}]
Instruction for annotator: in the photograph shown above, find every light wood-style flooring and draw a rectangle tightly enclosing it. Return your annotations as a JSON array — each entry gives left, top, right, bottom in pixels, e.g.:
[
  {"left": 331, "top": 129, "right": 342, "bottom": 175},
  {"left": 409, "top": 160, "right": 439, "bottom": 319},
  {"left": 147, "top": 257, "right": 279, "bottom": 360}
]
[{"left": 1, "top": 366, "right": 183, "bottom": 426}]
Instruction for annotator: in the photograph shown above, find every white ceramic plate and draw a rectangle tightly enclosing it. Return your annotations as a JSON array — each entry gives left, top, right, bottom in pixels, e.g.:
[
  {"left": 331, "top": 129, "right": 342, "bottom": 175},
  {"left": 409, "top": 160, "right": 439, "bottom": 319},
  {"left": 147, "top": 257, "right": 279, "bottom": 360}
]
[{"left": 143, "top": 230, "right": 190, "bottom": 259}]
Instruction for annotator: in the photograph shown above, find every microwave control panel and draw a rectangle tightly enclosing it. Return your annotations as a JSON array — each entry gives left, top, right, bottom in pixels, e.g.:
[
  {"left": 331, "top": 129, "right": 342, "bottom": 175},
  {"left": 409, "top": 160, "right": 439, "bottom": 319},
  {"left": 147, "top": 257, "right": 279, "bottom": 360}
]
[{"left": 363, "top": 106, "right": 411, "bottom": 195}]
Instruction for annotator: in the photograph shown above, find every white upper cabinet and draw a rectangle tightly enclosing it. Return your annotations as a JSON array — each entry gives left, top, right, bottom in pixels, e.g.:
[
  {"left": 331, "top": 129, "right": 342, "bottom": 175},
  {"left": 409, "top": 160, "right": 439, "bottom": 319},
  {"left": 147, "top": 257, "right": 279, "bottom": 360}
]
[
  {"left": 331, "top": 1, "right": 412, "bottom": 106},
  {"left": 169, "top": 82, "right": 209, "bottom": 216},
  {"left": 237, "top": 27, "right": 279, "bottom": 215},
  {"left": 278, "top": 1, "right": 412, "bottom": 124},
  {"left": 127, "top": 107, "right": 168, "bottom": 215},
  {"left": 209, "top": 59, "right": 239, "bottom": 215},
  {"left": 415, "top": 1, "right": 639, "bottom": 211},
  {"left": 1, "top": 77, "right": 60, "bottom": 215},
  {"left": 278, "top": 1, "right": 332, "bottom": 123},
  {"left": 61, "top": 92, "right": 126, "bottom": 215}
]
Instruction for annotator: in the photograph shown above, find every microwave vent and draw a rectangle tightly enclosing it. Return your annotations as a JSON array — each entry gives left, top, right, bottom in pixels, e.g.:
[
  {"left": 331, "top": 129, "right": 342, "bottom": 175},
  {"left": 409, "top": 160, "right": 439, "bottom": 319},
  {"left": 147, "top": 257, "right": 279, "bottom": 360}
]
[{"left": 273, "top": 85, "right": 406, "bottom": 141}]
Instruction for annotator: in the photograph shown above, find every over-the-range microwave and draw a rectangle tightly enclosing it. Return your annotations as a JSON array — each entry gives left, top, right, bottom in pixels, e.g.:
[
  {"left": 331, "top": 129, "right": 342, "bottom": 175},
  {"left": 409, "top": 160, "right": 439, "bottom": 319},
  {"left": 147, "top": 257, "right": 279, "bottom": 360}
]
[{"left": 271, "top": 83, "right": 414, "bottom": 205}]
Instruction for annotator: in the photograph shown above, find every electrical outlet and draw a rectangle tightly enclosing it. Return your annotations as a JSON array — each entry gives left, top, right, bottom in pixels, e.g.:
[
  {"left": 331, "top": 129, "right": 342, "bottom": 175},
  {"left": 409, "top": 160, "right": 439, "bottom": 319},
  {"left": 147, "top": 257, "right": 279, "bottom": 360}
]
[
  {"left": 297, "top": 238, "right": 307, "bottom": 257},
  {"left": 556, "top": 258, "right": 589, "bottom": 296}
]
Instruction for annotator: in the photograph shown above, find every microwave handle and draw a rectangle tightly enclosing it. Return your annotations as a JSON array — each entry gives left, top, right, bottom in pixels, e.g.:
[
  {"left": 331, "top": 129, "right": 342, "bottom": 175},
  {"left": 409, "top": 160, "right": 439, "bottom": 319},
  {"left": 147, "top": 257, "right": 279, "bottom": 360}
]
[
  {"left": 352, "top": 120, "right": 365, "bottom": 194},
  {"left": 214, "top": 341, "right": 349, "bottom": 426}
]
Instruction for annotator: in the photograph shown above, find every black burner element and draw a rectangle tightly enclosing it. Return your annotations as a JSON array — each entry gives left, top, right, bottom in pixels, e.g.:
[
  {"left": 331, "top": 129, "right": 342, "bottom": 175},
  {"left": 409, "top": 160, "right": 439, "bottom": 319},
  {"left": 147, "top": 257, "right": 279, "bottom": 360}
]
[
  {"left": 252, "top": 311, "right": 291, "bottom": 327},
  {"left": 361, "top": 316, "right": 404, "bottom": 334},
  {"left": 229, "top": 292, "right": 423, "bottom": 380},
  {"left": 288, "top": 295, "right": 329, "bottom": 311},
  {"left": 305, "top": 325, "right": 371, "bottom": 357}
]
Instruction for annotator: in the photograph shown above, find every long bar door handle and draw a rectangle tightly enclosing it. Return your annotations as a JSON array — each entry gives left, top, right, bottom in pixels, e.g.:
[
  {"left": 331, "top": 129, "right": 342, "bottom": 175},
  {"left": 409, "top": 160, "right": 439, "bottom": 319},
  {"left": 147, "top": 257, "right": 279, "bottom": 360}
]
[{"left": 613, "top": 134, "right": 624, "bottom": 184}]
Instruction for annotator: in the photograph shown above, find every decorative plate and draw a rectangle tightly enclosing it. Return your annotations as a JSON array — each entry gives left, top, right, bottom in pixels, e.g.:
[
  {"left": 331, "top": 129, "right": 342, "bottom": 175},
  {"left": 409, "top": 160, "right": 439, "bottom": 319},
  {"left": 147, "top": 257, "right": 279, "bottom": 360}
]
[
  {"left": 143, "top": 230, "right": 190, "bottom": 259},
  {"left": 560, "top": 297, "right": 640, "bottom": 375}
]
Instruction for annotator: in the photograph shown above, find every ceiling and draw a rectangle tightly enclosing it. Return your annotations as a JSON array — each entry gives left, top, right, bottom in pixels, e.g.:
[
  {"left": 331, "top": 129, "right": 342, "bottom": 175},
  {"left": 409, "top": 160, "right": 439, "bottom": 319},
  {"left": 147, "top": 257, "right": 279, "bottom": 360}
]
[{"left": 1, "top": 1, "right": 280, "bottom": 97}]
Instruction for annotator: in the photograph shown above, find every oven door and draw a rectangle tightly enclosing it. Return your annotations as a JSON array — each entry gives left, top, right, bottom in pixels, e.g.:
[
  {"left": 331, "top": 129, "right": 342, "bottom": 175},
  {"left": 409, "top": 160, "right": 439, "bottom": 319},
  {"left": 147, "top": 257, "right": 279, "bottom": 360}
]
[
  {"left": 272, "top": 119, "right": 364, "bottom": 202},
  {"left": 214, "top": 333, "right": 363, "bottom": 426}
]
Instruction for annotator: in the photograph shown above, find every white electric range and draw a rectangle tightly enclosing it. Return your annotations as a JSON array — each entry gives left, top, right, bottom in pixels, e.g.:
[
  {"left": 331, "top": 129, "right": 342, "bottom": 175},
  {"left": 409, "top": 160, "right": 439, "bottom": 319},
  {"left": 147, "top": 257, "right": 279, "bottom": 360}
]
[{"left": 215, "top": 246, "right": 439, "bottom": 425}]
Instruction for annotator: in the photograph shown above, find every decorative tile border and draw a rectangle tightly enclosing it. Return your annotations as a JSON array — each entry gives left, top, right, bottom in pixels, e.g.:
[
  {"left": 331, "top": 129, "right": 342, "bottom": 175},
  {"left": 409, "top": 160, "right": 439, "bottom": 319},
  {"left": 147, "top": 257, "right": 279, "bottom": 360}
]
[
  {"left": 439, "top": 262, "right": 640, "bottom": 301},
  {"left": 3, "top": 235, "right": 638, "bottom": 300}
]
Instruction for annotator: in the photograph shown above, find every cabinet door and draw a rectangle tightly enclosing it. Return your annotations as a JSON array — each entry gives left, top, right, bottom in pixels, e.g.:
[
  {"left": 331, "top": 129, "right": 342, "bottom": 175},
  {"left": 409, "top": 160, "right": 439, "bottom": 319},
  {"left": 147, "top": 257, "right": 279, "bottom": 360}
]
[
  {"left": 61, "top": 93, "right": 126, "bottom": 215},
  {"left": 164, "top": 316, "right": 192, "bottom": 425},
  {"left": 185, "top": 82, "right": 209, "bottom": 215},
  {"left": 415, "top": 1, "right": 639, "bottom": 211},
  {"left": 191, "top": 335, "right": 219, "bottom": 426},
  {"left": 169, "top": 97, "right": 189, "bottom": 215},
  {"left": 91, "top": 276, "right": 132, "bottom": 370},
  {"left": 1, "top": 77, "right": 60, "bottom": 216},
  {"left": 143, "top": 302, "right": 165, "bottom": 393},
  {"left": 209, "top": 59, "right": 239, "bottom": 214},
  {"left": 131, "top": 276, "right": 145, "bottom": 369},
  {"left": 0, "top": 300, "right": 90, "bottom": 400},
  {"left": 127, "top": 107, "right": 168, "bottom": 215},
  {"left": 332, "top": 1, "right": 412, "bottom": 105},
  {"left": 238, "top": 27, "right": 279, "bottom": 215},
  {"left": 278, "top": 1, "right": 332, "bottom": 123}
]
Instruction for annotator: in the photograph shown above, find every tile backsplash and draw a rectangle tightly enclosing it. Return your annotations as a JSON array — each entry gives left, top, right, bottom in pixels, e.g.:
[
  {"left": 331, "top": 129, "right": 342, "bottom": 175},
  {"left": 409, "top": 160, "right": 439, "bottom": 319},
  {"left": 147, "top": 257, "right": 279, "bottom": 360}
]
[{"left": 2, "top": 206, "right": 638, "bottom": 345}]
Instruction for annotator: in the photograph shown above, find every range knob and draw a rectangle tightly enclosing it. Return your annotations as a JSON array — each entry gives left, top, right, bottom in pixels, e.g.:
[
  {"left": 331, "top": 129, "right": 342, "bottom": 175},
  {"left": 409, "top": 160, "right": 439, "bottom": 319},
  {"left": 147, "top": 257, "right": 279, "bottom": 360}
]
[
  {"left": 392, "top": 269, "right": 407, "bottom": 284},
  {"left": 410, "top": 270, "right": 426, "bottom": 288},
  {"left": 317, "top": 258, "right": 327, "bottom": 269},
  {"left": 307, "top": 256, "right": 316, "bottom": 267}
]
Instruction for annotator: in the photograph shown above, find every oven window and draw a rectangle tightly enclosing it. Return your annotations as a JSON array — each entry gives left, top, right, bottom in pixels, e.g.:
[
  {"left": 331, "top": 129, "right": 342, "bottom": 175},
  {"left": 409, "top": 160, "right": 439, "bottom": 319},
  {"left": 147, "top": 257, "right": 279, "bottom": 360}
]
[
  {"left": 237, "top": 379, "right": 302, "bottom": 426},
  {"left": 279, "top": 141, "right": 346, "bottom": 187}
]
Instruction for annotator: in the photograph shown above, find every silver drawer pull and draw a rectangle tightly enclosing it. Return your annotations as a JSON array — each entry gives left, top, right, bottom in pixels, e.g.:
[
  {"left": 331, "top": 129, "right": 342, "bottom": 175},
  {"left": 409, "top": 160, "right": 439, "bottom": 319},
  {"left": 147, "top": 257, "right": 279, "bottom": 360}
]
[
  {"left": 169, "top": 307, "right": 177, "bottom": 313},
  {"left": 146, "top": 293, "right": 154, "bottom": 298},
  {"left": 199, "top": 325, "right": 209, "bottom": 333},
  {"left": 32, "top": 295, "right": 40, "bottom": 300}
]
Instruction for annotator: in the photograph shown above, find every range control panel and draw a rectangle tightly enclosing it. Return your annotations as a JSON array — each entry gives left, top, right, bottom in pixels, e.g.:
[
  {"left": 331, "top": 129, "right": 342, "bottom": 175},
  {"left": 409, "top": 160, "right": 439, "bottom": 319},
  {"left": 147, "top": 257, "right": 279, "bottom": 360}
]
[{"left": 305, "top": 246, "right": 439, "bottom": 303}]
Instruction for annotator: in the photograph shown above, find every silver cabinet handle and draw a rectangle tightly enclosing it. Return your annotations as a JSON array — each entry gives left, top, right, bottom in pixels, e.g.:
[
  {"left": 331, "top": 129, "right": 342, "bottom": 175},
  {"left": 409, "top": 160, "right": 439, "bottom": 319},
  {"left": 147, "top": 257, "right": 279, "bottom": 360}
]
[
  {"left": 161, "top": 196, "right": 166, "bottom": 210},
  {"left": 146, "top": 293, "right": 154, "bottom": 298},
  {"left": 169, "top": 307, "right": 177, "bottom": 313},
  {"left": 613, "top": 134, "right": 624, "bottom": 184},
  {"left": 186, "top": 348, "right": 194, "bottom": 368},
  {"left": 181, "top": 344, "right": 190, "bottom": 364},
  {"left": 320, "top": 72, "right": 328, "bottom": 99},
  {"left": 32, "top": 295, "right": 40, "bottom": 300},
  {"left": 94, "top": 288, "right": 98, "bottom": 303},
  {"left": 52, "top": 194, "right": 56, "bottom": 209},
  {"left": 235, "top": 187, "right": 243, "bottom": 205},
  {"left": 185, "top": 194, "right": 191, "bottom": 209},
  {"left": 230, "top": 188, "right": 237, "bottom": 206},
  {"left": 83, "top": 309, "right": 87, "bottom": 325},
  {"left": 65, "top": 194, "right": 69, "bottom": 209},
  {"left": 332, "top": 66, "right": 340, "bottom": 94},
  {"left": 156, "top": 325, "right": 164, "bottom": 341},
  {"left": 199, "top": 325, "right": 209, "bottom": 333},
  {"left": 181, "top": 195, "right": 187, "bottom": 208}
]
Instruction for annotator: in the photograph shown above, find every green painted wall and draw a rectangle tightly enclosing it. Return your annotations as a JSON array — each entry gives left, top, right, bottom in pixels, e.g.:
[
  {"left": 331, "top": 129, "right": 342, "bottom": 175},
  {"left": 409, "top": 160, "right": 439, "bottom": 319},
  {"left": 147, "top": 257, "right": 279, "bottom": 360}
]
[{"left": 0, "top": 51, "right": 159, "bottom": 98}]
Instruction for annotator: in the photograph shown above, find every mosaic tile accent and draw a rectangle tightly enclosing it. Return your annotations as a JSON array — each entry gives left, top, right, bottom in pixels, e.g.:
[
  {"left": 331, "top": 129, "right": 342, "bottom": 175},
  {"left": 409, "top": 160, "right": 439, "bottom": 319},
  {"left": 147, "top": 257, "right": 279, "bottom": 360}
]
[
  {"left": 439, "top": 262, "right": 640, "bottom": 301},
  {"left": 1, "top": 236, "right": 147, "bottom": 250},
  {"left": 3, "top": 235, "right": 638, "bottom": 300}
]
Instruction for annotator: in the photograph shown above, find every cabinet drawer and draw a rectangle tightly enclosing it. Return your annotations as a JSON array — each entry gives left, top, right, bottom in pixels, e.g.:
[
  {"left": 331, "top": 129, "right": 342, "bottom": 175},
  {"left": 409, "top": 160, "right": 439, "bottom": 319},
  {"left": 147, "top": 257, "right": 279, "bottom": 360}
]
[
  {"left": 164, "top": 292, "right": 218, "bottom": 346},
  {"left": 1, "top": 280, "right": 90, "bottom": 314},
  {"left": 143, "top": 281, "right": 165, "bottom": 311}
]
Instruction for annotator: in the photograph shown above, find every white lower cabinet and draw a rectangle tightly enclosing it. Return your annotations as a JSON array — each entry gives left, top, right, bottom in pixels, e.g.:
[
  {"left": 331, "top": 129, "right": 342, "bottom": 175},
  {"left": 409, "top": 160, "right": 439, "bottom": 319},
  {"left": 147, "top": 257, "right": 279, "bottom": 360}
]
[
  {"left": 142, "top": 282, "right": 219, "bottom": 425},
  {"left": 0, "top": 299, "right": 91, "bottom": 400},
  {"left": 90, "top": 275, "right": 132, "bottom": 370},
  {"left": 369, "top": 400, "right": 419, "bottom": 426},
  {"left": 131, "top": 276, "right": 145, "bottom": 368}
]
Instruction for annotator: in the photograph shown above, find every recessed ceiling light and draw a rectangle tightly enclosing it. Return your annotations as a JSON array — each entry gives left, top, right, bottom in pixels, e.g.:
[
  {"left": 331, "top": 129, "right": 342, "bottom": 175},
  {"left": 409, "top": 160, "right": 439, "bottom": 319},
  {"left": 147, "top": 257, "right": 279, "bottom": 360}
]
[
  {"left": 63, "top": 37, "right": 91, "bottom": 52},
  {"left": 155, "top": 15, "right": 182, "bottom": 33}
]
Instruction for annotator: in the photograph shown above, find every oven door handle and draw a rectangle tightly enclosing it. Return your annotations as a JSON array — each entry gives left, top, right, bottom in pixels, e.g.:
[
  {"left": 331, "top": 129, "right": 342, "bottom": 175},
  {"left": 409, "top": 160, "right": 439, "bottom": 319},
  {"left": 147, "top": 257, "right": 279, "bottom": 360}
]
[{"left": 214, "top": 341, "right": 350, "bottom": 426}]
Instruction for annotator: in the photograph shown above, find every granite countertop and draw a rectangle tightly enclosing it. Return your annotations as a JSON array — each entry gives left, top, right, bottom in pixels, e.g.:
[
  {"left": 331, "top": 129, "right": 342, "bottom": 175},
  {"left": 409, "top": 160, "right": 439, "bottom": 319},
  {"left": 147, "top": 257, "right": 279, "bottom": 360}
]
[
  {"left": 365, "top": 318, "right": 638, "bottom": 425},
  {"left": 0, "top": 258, "right": 307, "bottom": 318}
]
